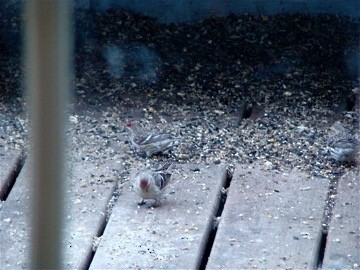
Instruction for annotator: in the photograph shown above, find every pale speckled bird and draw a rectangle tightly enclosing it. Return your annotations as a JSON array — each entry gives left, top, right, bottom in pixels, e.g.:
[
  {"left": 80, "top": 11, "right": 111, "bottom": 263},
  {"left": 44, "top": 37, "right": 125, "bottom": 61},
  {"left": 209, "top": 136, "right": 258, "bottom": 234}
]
[
  {"left": 126, "top": 124, "right": 180, "bottom": 157},
  {"left": 133, "top": 162, "right": 174, "bottom": 207},
  {"left": 327, "top": 122, "right": 358, "bottom": 163}
]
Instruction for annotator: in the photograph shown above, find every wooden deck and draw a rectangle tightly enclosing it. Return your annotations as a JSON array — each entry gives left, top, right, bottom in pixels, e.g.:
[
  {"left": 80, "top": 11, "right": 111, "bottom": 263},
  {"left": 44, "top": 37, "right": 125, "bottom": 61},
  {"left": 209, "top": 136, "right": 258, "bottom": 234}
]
[{"left": 0, "top": 151, "right": 359, "bottom": 269}]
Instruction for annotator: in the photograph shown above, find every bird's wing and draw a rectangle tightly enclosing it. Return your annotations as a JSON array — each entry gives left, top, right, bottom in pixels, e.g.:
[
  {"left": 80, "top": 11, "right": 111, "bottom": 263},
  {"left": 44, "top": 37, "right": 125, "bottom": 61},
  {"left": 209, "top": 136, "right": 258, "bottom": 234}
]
[
  {"left": 327, "top": 130, "right": 354, "bottom": 145},
  {"left": 330, "top": 138, "right": 358, "bottom": 149},
  {"left": 155, "top": 172, "right": 171, "bottom": 190},
  {"left": 139, "top": 133, "right": 176, "bottom": 145}
]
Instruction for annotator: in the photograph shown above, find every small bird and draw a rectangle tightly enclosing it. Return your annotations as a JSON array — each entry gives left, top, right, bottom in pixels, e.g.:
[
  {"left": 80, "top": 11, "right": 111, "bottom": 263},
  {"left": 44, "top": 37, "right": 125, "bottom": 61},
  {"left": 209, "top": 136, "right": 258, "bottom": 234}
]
[
  {"left": 327, "top": 122, "right": 358, "bottom": 163},
  {"left": 133, "top": 162, "right": 174, "bottom": 207},
  {"left": 126, "top": 124, "right": 180, "bottom": 157}
]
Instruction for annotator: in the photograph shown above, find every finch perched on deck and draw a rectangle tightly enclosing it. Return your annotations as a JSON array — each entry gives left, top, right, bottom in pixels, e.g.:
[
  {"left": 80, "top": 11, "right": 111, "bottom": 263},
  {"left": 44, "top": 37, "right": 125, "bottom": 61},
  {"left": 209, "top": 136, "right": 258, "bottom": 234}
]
[
  {"left": 327, "top": 122, "right": 358, "bottom": 163},
  {"left": 133, "top": 162, "right": 174, "bottom": 207},
  {"left": 126, "top": 124, "right": 180, "bottom": 157}
]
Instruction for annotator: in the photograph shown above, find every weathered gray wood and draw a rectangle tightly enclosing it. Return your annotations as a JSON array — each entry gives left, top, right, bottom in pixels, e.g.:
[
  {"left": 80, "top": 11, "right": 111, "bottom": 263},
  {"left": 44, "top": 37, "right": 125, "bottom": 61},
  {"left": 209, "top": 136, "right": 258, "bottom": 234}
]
[
  {"left": 322, "top": 171, "right": 360, "bottom": 269},
  {"left": 207, "top": 163, "right": 328, "bottom": 269},
  {"left": 90, "top": 164, "right": 227, "bottom": 269},
  {"left": 0, "top": 160, "right": 32, "bottom": 269},
  {"left": 0, "top": 149, "right": 22, "bottom": 200},
  {"left": 0, "top": 158, "right": 120, "bottom": 269}
]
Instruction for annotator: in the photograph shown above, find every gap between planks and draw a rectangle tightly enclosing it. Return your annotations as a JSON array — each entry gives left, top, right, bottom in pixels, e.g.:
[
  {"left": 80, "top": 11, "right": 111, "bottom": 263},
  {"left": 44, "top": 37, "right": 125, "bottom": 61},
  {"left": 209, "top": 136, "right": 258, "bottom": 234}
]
[
  {"left": 0, "top": 149, "right": 26, "bottom": 201},
  {"left": 322, "top": 170, "right": 360, "bottom": 269}
]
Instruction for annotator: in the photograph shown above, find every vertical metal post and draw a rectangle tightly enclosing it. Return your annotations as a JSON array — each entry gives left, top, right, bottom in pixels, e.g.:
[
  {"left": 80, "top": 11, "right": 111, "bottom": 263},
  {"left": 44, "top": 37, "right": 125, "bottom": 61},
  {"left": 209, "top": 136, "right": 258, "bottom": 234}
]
[{"left": 26, "top": 1, "right": 70, "bottom": 268}]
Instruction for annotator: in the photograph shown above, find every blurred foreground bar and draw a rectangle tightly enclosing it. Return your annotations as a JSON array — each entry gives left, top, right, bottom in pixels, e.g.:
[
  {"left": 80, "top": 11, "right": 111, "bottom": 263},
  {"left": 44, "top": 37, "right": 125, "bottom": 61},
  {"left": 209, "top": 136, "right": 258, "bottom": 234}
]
[{"left": 26, "top": 1, "right": 71, "bottom": 268}]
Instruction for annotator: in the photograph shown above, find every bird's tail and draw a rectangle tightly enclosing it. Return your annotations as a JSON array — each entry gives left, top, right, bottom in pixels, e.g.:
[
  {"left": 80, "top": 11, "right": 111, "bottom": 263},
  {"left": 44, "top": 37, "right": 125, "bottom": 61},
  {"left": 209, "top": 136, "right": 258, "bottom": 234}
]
[
  {"left": 157, "top": 162, "right": 174, "bottom": 172},
  {"left": 126, "top": 125, "right": 139, "bottom": 147}
]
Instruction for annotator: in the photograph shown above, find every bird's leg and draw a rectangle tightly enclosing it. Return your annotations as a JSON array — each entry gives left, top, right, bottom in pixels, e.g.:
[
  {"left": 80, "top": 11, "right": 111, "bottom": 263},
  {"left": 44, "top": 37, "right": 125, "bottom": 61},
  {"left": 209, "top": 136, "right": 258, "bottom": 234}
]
[
  {"left": 149, "top": 200, "right": 158, "bottom": 208},
  {"left": 138, "top": 199, "right": 146, "bottom": 206},
  {"left": 151, "top": 197, "right": 163, "bottom": 208}
]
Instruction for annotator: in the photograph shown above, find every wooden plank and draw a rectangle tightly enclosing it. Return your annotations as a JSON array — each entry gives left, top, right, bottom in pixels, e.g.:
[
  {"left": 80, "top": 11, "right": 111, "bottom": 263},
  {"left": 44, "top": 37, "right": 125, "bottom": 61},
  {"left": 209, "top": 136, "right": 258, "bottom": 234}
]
[
  {"left": 322, "top": 171, "right": 360, "bottom": 269},
  {"left": 0, "top": 158, "right": 120, "bottom": 269},
  {"left": 207, "top": 163, "right": 328, "bottom": 269},
  {"left": 90, "top": 164, "right": 227, "bottom": 269},
  {"left": 0, "top": 149, "right": 22, "bottom": 200}
]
